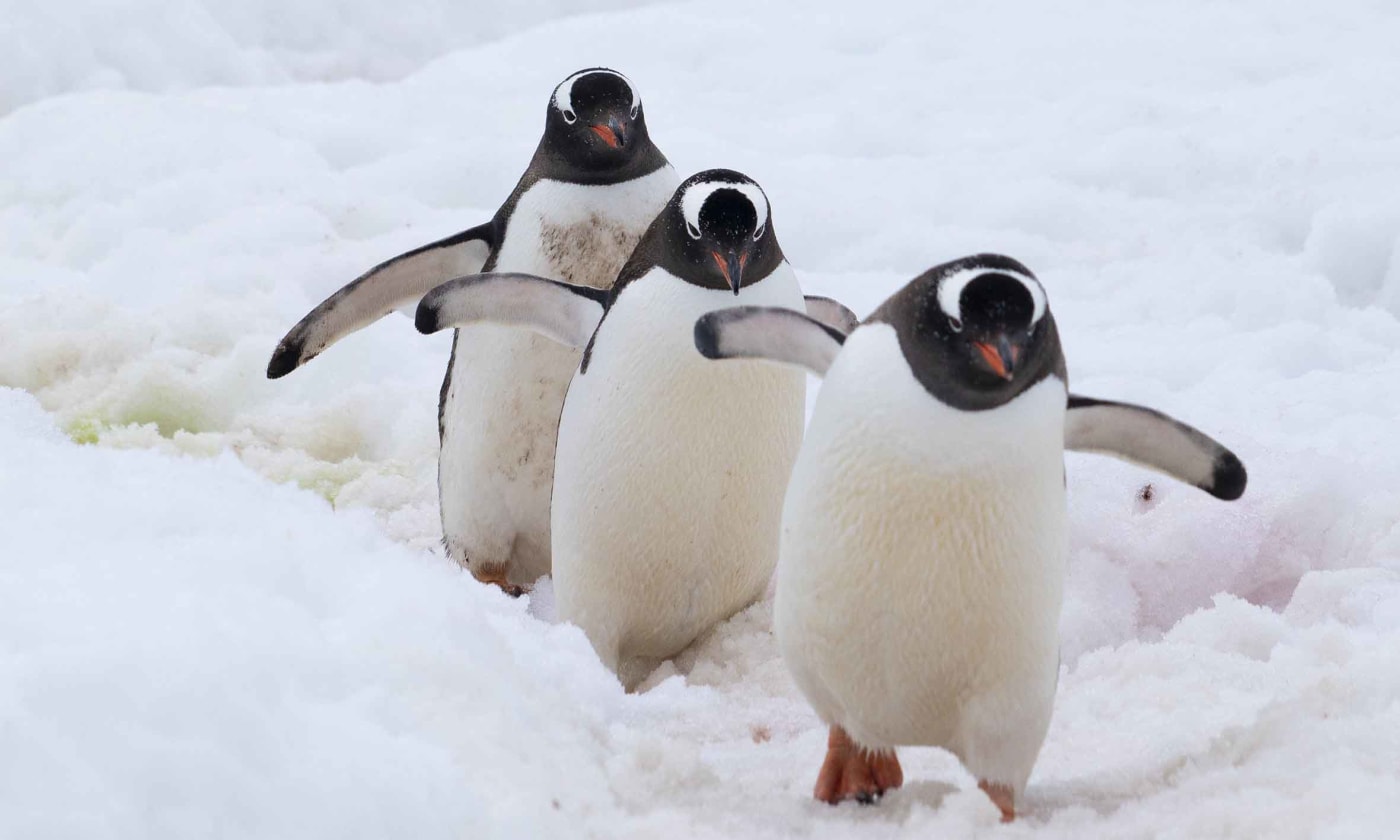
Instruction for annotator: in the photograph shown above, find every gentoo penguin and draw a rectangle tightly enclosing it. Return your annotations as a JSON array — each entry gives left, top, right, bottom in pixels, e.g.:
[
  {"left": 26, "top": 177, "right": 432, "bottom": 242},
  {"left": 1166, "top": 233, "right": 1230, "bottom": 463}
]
[
  {"left": 266, "top": 69, "right": 679, "bottom": 593},
  {"left": 417, "top": 170, "right": 843, "bottom": 689},
  {"left": 694, "top": 254, "right": 1246, "bottom": 819}
]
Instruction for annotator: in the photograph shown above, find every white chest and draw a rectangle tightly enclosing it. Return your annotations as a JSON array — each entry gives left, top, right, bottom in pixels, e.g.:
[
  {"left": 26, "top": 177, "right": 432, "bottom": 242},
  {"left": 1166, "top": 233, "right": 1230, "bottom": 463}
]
[{"left": 551, "top": 266, "right": 807, "bottom": 675}]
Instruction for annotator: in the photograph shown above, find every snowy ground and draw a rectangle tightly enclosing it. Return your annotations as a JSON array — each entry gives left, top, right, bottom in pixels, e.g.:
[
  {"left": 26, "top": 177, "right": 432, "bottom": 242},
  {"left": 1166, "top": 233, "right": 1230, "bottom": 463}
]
[{"left": 4, "top": 1, "right": 1400, "bottom": 837}]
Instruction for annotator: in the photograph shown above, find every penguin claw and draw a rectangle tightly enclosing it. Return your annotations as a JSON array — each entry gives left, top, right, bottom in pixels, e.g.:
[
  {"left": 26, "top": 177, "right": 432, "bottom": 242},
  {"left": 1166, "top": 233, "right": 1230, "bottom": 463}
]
[
  {"left": 813, "top": 726, "right": 903, "bottom": 805},
  {"left": 471, "top": 564, "right": 526, "bottom": 597},
  {"left": 978, "top": 779, "right": 1016, "bottom": 822}
]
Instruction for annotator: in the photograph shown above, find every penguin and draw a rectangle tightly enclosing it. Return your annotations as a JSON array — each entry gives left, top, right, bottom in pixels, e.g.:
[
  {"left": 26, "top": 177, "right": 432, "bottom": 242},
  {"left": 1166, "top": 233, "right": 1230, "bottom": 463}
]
[
  {"left": 693, "top": 254, "right": 1246, "bottom": 819},
  {"left": 416, "top": 170, "right": 847, "bottom": 689},
  {"left": 266, "top": 69, "right": 679, "bottom": 593}
]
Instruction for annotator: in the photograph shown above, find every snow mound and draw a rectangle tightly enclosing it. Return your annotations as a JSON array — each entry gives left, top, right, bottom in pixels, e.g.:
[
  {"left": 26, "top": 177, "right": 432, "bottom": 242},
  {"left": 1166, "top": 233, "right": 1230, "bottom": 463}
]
[
  {"left": 0, "top": 388, "right": 629, "bottom": 837},
  {"left": 6, "top": 388, "right": 1400, "bottom": 838}
]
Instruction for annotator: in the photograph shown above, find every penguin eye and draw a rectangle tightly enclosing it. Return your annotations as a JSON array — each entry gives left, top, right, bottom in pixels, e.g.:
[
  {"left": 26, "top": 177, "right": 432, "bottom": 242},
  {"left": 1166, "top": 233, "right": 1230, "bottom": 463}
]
[
  {"left": 753, "top": 223, "right": 766, "bottom": 242},
  {"left": 686, "top": 221, "right": 702, "bottom": 240},
  {"left": 948, "top": 316, "right": 964, "bottom": 333},
  {"left": 629, "top": 103, "right": 640, "bottom": 119},
  {"left": 561, "top": 109, "right": 578, "bottom": 125}
]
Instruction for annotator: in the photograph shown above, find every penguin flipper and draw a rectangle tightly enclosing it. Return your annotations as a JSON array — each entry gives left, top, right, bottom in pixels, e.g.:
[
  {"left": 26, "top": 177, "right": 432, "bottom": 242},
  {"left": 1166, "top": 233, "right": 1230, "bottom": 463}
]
[
  {"left": 803, "top": 295, "right": 860, "bottom": 336},
  {"left": 1065, "top": 395, "right": 1247, "bottom": 501},
  {"left": 694, "top": 306, "right": 845, "bottom": 377},
  {"left": 267, "top": 223, "right": 495, "bottom": 378},
  {"left": 416, "top": 272, "right": 608, "bottom": 349}
]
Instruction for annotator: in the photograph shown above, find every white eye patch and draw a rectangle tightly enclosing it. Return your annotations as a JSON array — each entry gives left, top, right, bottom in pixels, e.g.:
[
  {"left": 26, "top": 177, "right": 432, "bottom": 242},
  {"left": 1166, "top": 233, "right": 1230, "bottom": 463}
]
[
  {"left": 680, "top": 180, "right": 769, "bottom": 239},
  {"left": 552, "top": 69, "right": 640, "bottom": 122},
  {"left": 936, "top": 266, "right": 1047, "bottom": 325}
]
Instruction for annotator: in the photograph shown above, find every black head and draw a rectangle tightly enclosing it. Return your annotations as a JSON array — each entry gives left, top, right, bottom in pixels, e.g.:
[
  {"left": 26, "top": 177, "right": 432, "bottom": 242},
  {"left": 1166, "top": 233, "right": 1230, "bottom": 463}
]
[
  {"left": 615, "top": 169, "right": 783, "bottom": 296},
  {"left": 539, "top": 68, "right": 662, "bottom": 181},
  {"left": 871, "top": 254, "right": 1065, "bottom": 410}
]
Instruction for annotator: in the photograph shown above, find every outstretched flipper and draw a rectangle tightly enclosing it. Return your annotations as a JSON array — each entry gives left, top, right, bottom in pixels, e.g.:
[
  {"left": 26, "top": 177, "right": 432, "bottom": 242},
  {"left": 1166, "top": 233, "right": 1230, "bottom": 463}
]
[
  {"left": 694, "top": 306, "right": 846, "bottom": 377},
  {"left": 416, "top": 273, "right": 608, "bottom": 349},
  {"left": 267, "top": 223, "right": 495, "bottom": 378},
  {"left": 1065, "top": 395, "right": 1247, "bottom": 500},
  {"left": 804, "top": 295, "right": 860, "bottom": 337}
]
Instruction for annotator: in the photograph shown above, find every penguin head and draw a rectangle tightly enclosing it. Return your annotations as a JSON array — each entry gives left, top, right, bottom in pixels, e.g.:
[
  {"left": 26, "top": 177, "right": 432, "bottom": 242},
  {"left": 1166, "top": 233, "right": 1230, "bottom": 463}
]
[
  {"left": 654, "top": 169, "right": 782, "bottom": 295},
  {"left": 545, "top": 68, "right": 653, "bottom": 171},
  {"left": 936, "top": 261, "right": 1049, "bottom": 386},
  {"left": 876, "top": 255, "right": 1063, "bottom": 410}
]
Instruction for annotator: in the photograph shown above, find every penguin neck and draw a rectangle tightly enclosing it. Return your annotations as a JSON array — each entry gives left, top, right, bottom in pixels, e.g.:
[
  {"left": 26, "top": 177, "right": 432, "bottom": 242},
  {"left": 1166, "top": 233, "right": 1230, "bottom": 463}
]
[{"left": 526, "top": 133, "right": 671, "bottom": 187}]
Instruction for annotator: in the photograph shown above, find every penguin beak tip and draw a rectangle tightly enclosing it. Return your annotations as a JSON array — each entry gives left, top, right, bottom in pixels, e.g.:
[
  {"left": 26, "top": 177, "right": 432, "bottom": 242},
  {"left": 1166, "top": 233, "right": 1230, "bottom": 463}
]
[
  {"left": 973, "top": 339, "right": 1018, "bottom": 381},
  {"left": 711, "top": 250, "right": 744, "bottom": 295}
]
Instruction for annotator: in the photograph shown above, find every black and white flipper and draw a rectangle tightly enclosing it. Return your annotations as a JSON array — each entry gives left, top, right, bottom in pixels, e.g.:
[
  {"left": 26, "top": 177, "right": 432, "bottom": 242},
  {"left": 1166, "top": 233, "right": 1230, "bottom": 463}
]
[
  {"left": 416, "top": 273, "right": 608, "bottom": 349},
  {"left": 267, "top": 224, "right": 494, "bottom": 378},
  {"left": 694, "top": 305, "right": 846, "bottom": 377},
  {"left": 1065, "top": 395, "right": 1247, "bottom": 500},
  {"left": 803, "top": 295, "right": 860, "bottom": 337}
]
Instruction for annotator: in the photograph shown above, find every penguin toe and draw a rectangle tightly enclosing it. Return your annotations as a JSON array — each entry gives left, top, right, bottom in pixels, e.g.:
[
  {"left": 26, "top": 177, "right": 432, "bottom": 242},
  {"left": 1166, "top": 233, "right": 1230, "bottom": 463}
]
[
  {"left": 977, "top": 780, "right": 1016, "bottom": 822},
  {"left": 814, "top": 726, "right": 903, "bottom": 805},
  {"left": 471, "top": 563, "right": 526, "bottom": 597}
]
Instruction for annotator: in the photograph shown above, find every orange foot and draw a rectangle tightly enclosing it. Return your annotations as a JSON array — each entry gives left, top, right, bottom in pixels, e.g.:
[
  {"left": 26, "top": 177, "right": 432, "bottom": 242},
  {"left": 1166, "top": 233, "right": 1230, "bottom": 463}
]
[
  {"left": 978, "top": 779, "right": 1015, "bottom": 822},
  {"left": 814, "top": 725, "right": 903, "bottom": 804},
  {"left": 471, "top": 564, "right": 525, "bottom": 597}
]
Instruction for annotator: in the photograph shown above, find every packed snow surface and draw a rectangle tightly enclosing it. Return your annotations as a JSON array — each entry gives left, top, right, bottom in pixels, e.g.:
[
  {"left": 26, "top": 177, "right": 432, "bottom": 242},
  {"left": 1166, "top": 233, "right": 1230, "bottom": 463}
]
[{"left": 4, "top": 1, "right": 1400, "bottom": 837}]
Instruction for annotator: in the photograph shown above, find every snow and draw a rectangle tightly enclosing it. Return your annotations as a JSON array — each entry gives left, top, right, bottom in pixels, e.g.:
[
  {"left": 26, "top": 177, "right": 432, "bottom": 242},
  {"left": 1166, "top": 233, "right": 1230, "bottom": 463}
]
[
  {"left": 0, "top": 0, "right": 648, "bottom": 114},
  {"left": 4, "top": 1, "right": 1400, "bottom": 836}
]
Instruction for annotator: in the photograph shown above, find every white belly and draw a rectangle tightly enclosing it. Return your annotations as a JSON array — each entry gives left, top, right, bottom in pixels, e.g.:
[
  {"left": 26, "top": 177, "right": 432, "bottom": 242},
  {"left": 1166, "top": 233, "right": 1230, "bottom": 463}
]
[
  {"left": 775, "top": 325, "right": 1067, "bottom": 793},
  {"left": 438, "top": 168, "right": 677, "bottom": 581},
  {"left": 553, "top": 265, "right": 806, "bottom": 687}
]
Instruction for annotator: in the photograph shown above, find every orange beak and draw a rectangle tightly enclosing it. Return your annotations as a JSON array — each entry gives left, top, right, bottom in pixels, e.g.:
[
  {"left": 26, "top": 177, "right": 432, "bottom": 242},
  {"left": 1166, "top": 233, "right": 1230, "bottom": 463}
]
[
  {"left": 711, "top": 250, "right": 748, "bottom": 294},
  {"left": 973, "top": 335, "right": 1020, "bottom": 380},
  {"left": 589, "top": 114, "right": 629, "bottom": 149},
  {"left": 589, "top": 124, "right": 620, "bottom": 148}
]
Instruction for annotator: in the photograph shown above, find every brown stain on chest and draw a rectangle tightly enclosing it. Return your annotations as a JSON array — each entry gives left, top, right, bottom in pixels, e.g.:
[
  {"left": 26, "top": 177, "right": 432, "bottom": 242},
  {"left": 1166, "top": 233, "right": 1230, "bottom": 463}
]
[{"left": 540, "top": 213, "right": 638, "bottom": 290}]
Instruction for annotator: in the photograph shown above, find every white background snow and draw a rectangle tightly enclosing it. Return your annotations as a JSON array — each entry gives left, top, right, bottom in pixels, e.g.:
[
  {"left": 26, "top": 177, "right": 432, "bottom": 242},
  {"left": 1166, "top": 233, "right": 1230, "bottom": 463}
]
[{"left": 4, "top": 1, "right": 1400, "bottom": 837}]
